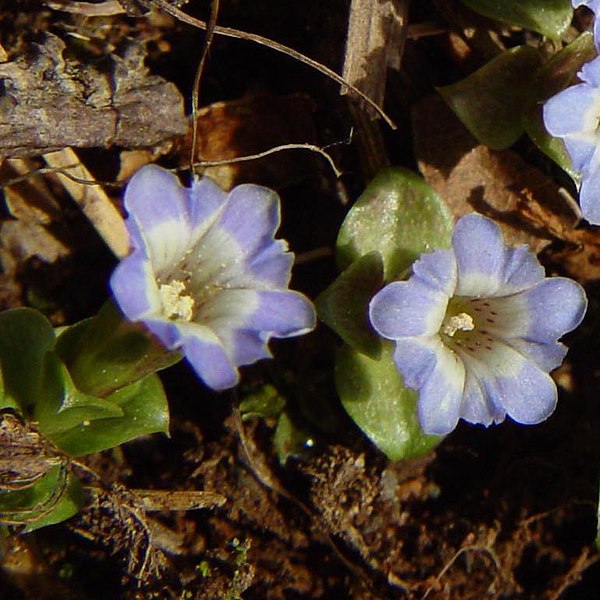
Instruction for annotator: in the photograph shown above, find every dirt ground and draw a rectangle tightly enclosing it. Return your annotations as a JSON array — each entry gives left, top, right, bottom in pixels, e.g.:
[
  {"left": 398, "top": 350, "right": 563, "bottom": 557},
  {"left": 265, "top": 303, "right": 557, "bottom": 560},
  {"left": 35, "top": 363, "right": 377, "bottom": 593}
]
[{"left": 1, "top": 1, "right": 600, "bottom": 598}]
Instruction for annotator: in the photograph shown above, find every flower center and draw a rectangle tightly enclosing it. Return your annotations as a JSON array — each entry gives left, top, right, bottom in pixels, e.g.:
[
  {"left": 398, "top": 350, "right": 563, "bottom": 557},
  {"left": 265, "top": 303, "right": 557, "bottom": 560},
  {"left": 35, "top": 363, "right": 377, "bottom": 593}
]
[
  {"left": 440, "top": 297, "right": 500, "bottom": 356},
  {"left": 441, "top": 312, "right": 474, "bottom": 337},
  {"left": 159, "top": 279, "right": 195, "bottom": 321}
]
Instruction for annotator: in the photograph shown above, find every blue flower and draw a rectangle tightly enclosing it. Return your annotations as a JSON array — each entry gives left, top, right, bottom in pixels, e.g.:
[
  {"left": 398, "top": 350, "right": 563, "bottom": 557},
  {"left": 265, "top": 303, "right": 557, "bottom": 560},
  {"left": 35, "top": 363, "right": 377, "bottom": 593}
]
[
  {"left": 368, "top": 214, "right": 587, "bottom": 436},
  {"left": 111, "top": 165, "right": 316, "bottom": 390},
  {"left": 543, "top": 55, "right": 600, "bottom": 224}
]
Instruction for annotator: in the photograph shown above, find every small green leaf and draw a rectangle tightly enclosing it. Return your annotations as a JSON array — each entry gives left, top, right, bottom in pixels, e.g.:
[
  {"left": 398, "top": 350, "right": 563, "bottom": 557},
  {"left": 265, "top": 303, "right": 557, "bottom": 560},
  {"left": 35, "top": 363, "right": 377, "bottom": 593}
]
[
  {"left": 273, "top": 411, "right": 315, "bottom": 466},
  {"left": 56, "top": 301, "right": 181, "bottom": 398},
  {"left": 316, "top": 252, "right": 383, "bottom": 358},
  {"left": 439, "top": 46, "right": 543, "bottom": 150},
  {"left": 523, "top": 108, "right": 579, "bottom": 180},
  {"left": 531, "top": 32, "right": 596, "bottom": 100},
  {"left": 459, "top": 0, "right": 573, "bottom": 39},
  {"left": 50, "top": 373, "right": 169, "bottom": 456},
  {"left": 0, "top": 308, "right": 56, "bottom": 410},
  {"left": 336, "top": 342, "right": 442, "bottom": 461},
  {"left": 0, "top": 466, "right": 82, "bottom": 531},
  {"left": 239, "top": 384, "right": 286, "bottom": 421},
  {"left": 336, "top": 168, "right": 453, "bottom": 281},
  {"left": 35, "top": 352, "right": 124, "bottom": 439},
  {"left": 23, "top": 474, "right": 83, "bottom": 532}
]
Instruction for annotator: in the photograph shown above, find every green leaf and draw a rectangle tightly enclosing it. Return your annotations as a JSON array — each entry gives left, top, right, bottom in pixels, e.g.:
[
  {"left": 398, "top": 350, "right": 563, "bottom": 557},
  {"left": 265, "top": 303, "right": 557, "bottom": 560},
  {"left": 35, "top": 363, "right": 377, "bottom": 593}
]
[
  {"left": 239, "top": 384, "right": 286, "bottom": 421},
  {"left": 49, "top": 373, "right": 169, "bottom": 456},
  {"left": 336, "top": 342, "right": 442, "bottom": 461},
  {"left": 0, "top": 465, "right": 82, "bottom": 531},
  {"left": 439, "top": 46, "right": 543, "bottom": 150},
  {"left": 56, "top": 301, "right": 181, "bottom": 398},
  {"left": 23, "top": 474, "right": 83, "bottom": 532},
  {"left": 0, "top": 308, "right": 56, "bottom": 410},
  {"left": 273, "top": 411, "right": 315, "bottom": 466},
  {"left": 316, "top": 252, "right": 383, "bottom": 358},
  {"left": 531, "top": 32, "right": 596, "bottom": 100},
  {"left": 336, "top": 168, "right": 454, "bottom": 281},
  {"left": 459, "top": 0, "right": 573, "bottom": 39},
  {"left": 522, "top": 108, "right": 579, "bottom": 180},
  {"left": 35, "top": 352, "right": 124, "bottom": 439}
]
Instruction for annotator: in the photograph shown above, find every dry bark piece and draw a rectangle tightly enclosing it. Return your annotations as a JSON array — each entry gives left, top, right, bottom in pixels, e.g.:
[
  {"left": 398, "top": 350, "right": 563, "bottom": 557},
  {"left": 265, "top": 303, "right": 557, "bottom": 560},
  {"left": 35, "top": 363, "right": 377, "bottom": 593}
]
[
  {"left": 0, "top": 409, "right": 66, "bottom": 493},
  {"left": 342, "top": 0, "right": 410, "bottom": 110},
  {"left": 0, "top": 33, "right": 187, "bottom": 157},
  {"left": 412, "top": 95, "right": 578, "bottom": 253}
]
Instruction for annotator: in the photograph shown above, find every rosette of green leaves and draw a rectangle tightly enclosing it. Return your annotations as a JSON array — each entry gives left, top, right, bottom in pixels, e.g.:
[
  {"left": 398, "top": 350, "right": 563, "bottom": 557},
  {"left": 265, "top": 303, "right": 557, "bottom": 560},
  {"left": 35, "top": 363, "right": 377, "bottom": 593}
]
[{"left": 0, "top": 303, "right": 176, "bottom": 531}]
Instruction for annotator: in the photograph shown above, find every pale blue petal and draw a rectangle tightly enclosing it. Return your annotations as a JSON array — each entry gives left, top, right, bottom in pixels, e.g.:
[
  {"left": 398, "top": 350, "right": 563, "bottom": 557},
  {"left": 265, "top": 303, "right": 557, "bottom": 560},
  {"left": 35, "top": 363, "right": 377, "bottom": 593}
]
[
  {"left": 460, "top": 369, "right": 505, "bottom": 426},
  {"left": 110, "top": 251, "right": 161, "bottom": 320},
  {"left": 143, "top": 319, "right": 182, "bottom": 349},
  {"left": 197, "top": 289, "right": 258, "bottom": 329},
  {"left": 188, "top": 176, "right": 229, "bottom": 238},
  {"left": 178, "top": 323, "right": 239, "bottom": 390},
  {"left": 417, "top": 343, "right": 466, "bottom": 435},
  {"left": 491, "top": 361, "right": 558, "bottom": 425},
  {"left": 123, "top": 165, "right": 194, "bottom": 274},
  {"left": 411, "top": 249, "right": 457, "bottom": 296},
  {"left": 392, "top": 337, "right": 438, "bottom": 390},
  {"left": 214, "top": 184, "right": 281, "bottom": 258},
  {"left": 200, "top": 289, "right": 314, "bottom": 352},
  {"left": 246, "top": 241, "right": 293, "bottom": 287},
  {"left": 579, "top": 166, "right": 600, "bottom": 225},
  {"left": 369, "top": 280, "right": 448, "bottom": 339},
  {"left": 247, "top": 290, "right": 316, "bottom": 337},
  {"left": 580, "top": 54, "right": 600, "bottom": 87},
  {"left": 460, "top": 340, "right": 557, "bottom": 425},
  {"left": 453, "top": 214, "right": 508, "bottom": 296},
  {"left": 228, "top": 329, "right": 273, "bottom": 365},
  {"left": 501, "top": 245, "right": 545, "bottom": 294},
  {"left": 505, "top": 339, "right": 568, "bottom": 372},
  {"left": 563, "top": 136, "right": 596, "bottom": 172},
  {"left": 543, "top": 84, "right": 597, "bottom": 137},
  {"left": 521, "top": 278, "right": 587, "bottom": 341},
  {"left": 477, "top": 278, "right": 586, "bottom": 344}
]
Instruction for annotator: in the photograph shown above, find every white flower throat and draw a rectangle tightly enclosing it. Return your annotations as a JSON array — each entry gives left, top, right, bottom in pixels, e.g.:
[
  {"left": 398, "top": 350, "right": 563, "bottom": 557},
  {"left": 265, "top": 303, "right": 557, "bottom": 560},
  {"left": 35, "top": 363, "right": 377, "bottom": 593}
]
[{"left": 441, "top": 297, "right": 500, "bottom": 355}]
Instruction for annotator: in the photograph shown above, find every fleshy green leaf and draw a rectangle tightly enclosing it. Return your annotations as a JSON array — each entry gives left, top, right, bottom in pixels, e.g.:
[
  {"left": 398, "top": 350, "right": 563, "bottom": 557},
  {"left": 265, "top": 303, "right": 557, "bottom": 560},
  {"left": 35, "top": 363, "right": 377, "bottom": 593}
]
[
  {"left": 0, "top": 465, "right": 82, "bottom": 531},
  {"left": 316, "top": 252, "right": 383, "bottom": 358},
  {"left": 439, "top": 46, "right": 543, "bottom": 150},
  {"left": 0, "top": 308, "right": 56, "bottom": 410},
  {"left": 273, "top": 411, "right": 315, "bottom": 466},
  {"left": 49, "top": 373, "right": 169, "bottom": 456},
  {"left": 458, "top": 0, "right": 573, "bottom": 39},
  {"left": 523, "top": 108, "right": 579, "bottom": 180},
  {"left": 35, "top": 352, "right": 124, "bottom": 439},
  {"left": 56, "top": 301, "right": 181, "bottom": 398},
  {"left": 239, "top": 384, "right": 286, "bottom": 421},
  {"left": 531, "top": 32, "right": 596, "bottom": 100},
  {"left": 336, "top": 342, "right": 442, "bottom": 461},
  {"left": 23, "top": 473, "right": 83, "bottom": 532},
  {"left": 336, "top": 168, "right": 453, "bottom": 281}
]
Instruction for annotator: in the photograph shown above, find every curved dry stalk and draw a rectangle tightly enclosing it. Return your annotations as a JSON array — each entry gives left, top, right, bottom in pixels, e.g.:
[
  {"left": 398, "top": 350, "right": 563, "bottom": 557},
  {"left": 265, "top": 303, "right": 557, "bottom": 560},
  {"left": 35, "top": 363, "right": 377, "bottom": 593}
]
[
  {"left": 189, "top": 0, "right": 220, "bottom": 173},
  {"left": 192, "top": 141, "right": 344, "bottom": 178},
  {"left": 146, "top": 0, "right": 396, "bottom": 129}
]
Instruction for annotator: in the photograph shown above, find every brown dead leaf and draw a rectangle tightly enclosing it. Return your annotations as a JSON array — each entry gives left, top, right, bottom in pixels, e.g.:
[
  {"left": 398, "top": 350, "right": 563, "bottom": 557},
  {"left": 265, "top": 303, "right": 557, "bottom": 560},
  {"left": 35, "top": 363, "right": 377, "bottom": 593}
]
[
  {"left": 179, "top": 92, "right": 318, "bottom": 190},
  {"left": 412, "top": 95, "right": 579, "bottom": 253}
]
